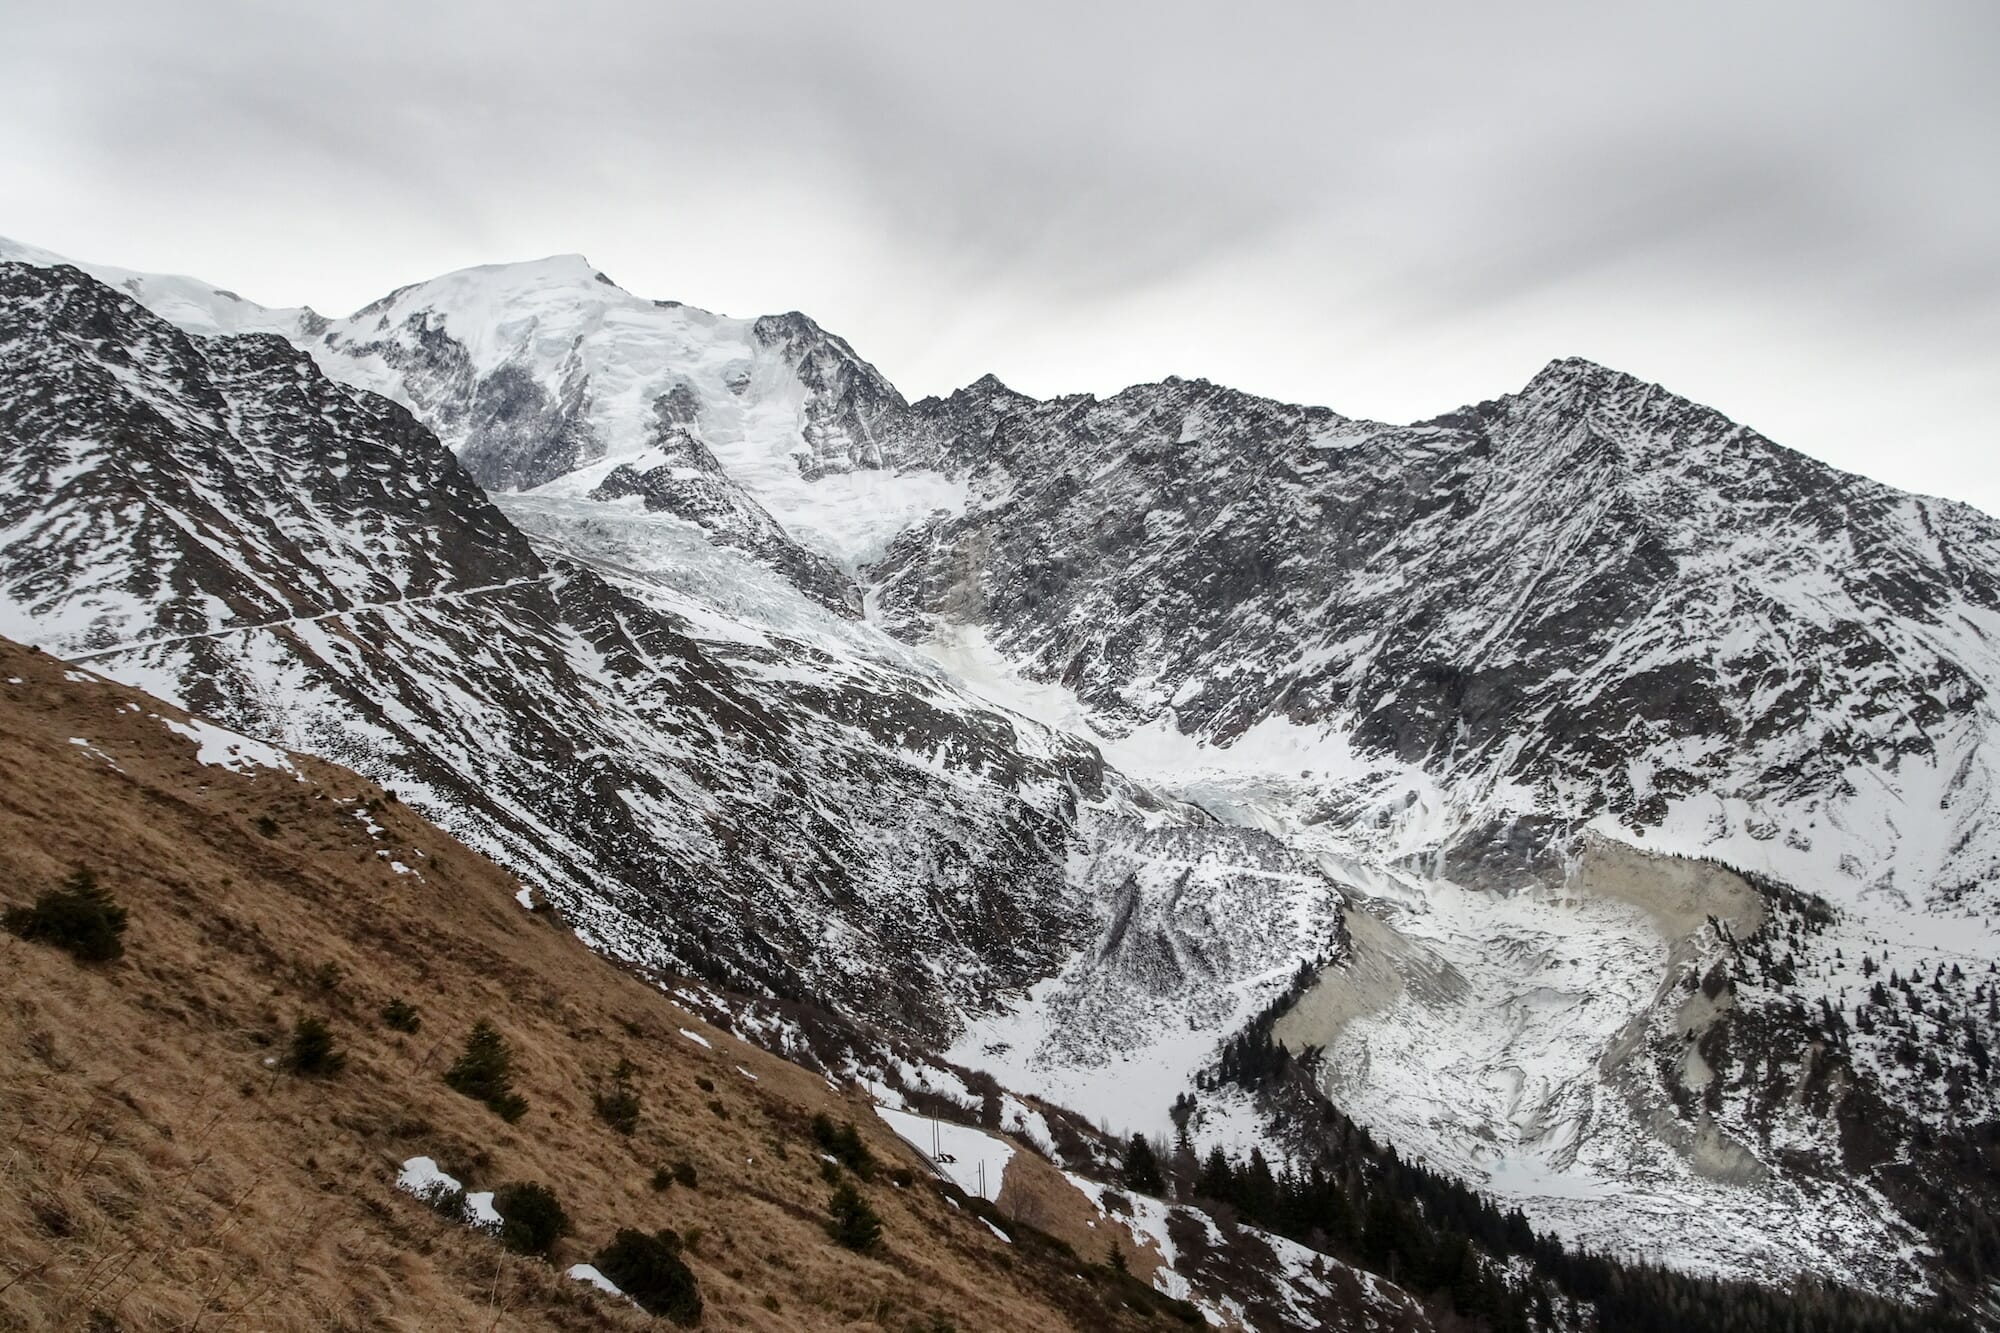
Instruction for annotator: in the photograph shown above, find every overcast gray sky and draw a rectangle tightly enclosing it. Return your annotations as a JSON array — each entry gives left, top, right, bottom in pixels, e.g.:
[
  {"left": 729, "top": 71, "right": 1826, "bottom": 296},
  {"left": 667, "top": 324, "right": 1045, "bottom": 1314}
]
[{"left": 3, "top": 1, "right": 1995, "bottom": 510}]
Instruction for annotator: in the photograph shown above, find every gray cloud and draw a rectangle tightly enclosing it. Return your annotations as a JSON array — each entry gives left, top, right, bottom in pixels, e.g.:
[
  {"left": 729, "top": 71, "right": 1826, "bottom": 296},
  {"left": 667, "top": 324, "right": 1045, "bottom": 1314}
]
[{"left": 2, "top": 0, "right": 1994, "bottom": 508}]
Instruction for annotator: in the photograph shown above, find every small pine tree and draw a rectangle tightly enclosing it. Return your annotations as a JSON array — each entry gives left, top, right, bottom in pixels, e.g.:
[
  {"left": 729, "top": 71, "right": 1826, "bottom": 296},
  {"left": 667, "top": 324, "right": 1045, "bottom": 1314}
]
[
  {"left": 492, "top": 1181, "right": 568, "bottom": 1256},
  {"left": 1121, "top": 1133, "right": 1165, "bottom": 1195},
  {"left": 596, "top": 1228, "right": 702, "bottom": 1324},
  {"left": 444, "top": 1020, "right": 528, "bottom": 1121},
  {"left": 287, "top": 1014, "right": 346, "bottom": 1075},
  {"left": 380, "top": 998, "right": 422, "bottom": 1033},
  {"left": 1106, "top": 1239, "right": 1129, "bottom": 1274},
  {"left": 1197, "top": 1146, "right": 1234, "bottom": 1204},
  {"left": 593, "top": 1058, "right": 641, "bottom": 1134},
  {"left": 811, "top": 1113, "right": 875, "bottom": 1179},
  {"left": 826, "top": 1178, "right": 882, "bottom": 1252},
  {"left": 4, "top": 867, "right": 127, "bottom": 962}
]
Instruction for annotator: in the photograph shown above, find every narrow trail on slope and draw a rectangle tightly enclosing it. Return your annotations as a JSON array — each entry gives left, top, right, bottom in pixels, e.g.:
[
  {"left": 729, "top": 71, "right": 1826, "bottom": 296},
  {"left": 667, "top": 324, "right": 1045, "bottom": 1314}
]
[{"left": 65, "top": 575, "right": 555, "bottom": 662}]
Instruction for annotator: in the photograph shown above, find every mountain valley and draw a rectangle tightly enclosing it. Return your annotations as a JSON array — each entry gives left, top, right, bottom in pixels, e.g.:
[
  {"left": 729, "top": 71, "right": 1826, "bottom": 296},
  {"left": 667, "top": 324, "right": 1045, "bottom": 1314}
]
[{"left": 3, "top": 235, "right": 1997, "bottom": 1329}]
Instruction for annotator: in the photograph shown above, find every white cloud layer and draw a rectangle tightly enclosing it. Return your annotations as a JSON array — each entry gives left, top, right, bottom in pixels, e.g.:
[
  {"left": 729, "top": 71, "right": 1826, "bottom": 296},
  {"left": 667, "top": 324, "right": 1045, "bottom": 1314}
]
[{"left": 3, "top": 1, "right": 1994, "bottom": 508}]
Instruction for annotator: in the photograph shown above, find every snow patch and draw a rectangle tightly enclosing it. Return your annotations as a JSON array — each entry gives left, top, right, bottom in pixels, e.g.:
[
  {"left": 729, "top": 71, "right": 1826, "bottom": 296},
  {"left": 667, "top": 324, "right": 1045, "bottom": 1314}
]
[
  {"left": 157, "top": 714, "right": 298, "bottom": 778},
  {"left": 395, "top": 1156, "right": 500, "bottom": 1230},
  {"left": 566, "top": 1264, "right": 624, "bottom": 1297},
  {"left": 874, "top": 1106, "right": 1015, "bottom": 1200}
]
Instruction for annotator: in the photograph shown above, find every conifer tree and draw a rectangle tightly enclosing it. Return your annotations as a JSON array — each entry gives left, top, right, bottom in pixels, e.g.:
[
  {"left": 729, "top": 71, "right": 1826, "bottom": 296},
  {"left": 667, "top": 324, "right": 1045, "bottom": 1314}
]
[
  {"left": 826, "top": 1178, "right": 882, "bottom": 1252},
  {"left": 286, "top": 1014, "right": 345, "bottom": 1075},
  {"left": 1121, "top": 1133, "right": 1165, "bottom": 1195},
  {"left": 492, "top": 1181, "right": 568, "bottom": 1256},
  {"left": 596, "top": 1228, "right": 701, "bottom": 1324},
  {"left": 445, "top": 1020, "right": 528, "bottom": 1121},
  {"left": 5, "top": 866, "right": 127, "bottom": 961},
  {"left": 1197, "top": 1146, "right": 1234, "bottom": 1206}
]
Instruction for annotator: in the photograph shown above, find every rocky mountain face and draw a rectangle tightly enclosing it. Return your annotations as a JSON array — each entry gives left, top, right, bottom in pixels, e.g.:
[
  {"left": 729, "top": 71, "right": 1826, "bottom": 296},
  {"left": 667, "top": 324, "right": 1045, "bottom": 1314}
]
[
  {"left": 874, "top": 361, "right": 2000, "bottom": 1299},
  {"left": 0, "top": 259, "right": 1134, "bottom": 1045},
  {"left": 586, "top": 418, "right": 861, "bottom": 616},
  {"left": 3, "top": 238, "right": 1997, "bottom": 1319},
  {"left": 0, "top": 254, "right": 1329, "bottom": 1059},
  {"left": 875, "top": 362, "right": 2000, "bottom": 912}
]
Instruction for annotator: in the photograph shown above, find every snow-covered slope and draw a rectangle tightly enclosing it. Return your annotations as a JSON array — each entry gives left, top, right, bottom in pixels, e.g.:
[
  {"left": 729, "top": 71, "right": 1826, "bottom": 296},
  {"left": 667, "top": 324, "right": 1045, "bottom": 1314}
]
[
  {"left": 865, "top": 366, "right": 2000, "bottom": 1295},
  {"left": 0, "top": 234, "right": 964, "bottom": 606},
  {"left": 0, "top": 235, "right": 322, "bottom": 340}
]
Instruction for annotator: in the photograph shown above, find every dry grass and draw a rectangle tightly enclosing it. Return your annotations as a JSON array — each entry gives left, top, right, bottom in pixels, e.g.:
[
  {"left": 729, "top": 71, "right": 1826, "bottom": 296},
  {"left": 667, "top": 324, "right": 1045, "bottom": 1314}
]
[
  {"left": 995, "top": 1154, "right": 1169, "bottom": 1287},
  {"left": 0, "top": 639, "right": 1175, "bottom": 1333}
]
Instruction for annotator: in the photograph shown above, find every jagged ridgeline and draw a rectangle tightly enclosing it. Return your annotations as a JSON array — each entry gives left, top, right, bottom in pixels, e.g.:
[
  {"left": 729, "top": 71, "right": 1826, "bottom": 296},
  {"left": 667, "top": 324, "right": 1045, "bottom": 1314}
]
[{"left": 2, "top": 237, "right": 1997, "bottom": 1328}]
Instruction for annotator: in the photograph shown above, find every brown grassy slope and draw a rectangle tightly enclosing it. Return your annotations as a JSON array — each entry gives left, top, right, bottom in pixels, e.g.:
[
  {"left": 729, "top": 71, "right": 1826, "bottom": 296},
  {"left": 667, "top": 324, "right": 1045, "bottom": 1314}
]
[{"left": 0, "top": 638, "right": 1180, "bottom": 1333}]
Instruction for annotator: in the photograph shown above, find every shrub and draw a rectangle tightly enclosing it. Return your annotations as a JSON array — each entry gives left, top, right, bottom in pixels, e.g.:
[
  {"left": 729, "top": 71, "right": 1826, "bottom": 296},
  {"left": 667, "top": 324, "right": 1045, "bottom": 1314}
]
[
  {"left": 826, "top": 1179, "right": 882, "bottom": 1252},
  {"left": 649, "top": 1165, "right": 674, "bottom": 1192},
  {"left": 670, "top": 1158, "right": 698, "bottom": 1189},
  {"left": 811, "top": 1113, "right": 875, "bottom": 1180},
  {"left": 593, "top": 1058, "right": 640, "bottom": 1134},
  {"left": 414, "top": 1180, "right": 470, "bottom": 1224},
  {"left": 492, "top": 1182, "right": 568, "bottom": 1257},
  {"left": 595, "top": 1228, "right": 702, "bottom": 1324},
  {"left": 5, "top": 867, "right": 127, "bottom": 962},
  {"left": 444, "top": 1021, "right": 527, "bottom": 1121},
  {"left": 255, "top": 814, "right": 280, "bottom": 838},
  {"left": 287, "top": 1014, "right": 346, "bottom": 1075},
  {"left": 381, "top": 998, "right": 422, "bottom": 1033}
]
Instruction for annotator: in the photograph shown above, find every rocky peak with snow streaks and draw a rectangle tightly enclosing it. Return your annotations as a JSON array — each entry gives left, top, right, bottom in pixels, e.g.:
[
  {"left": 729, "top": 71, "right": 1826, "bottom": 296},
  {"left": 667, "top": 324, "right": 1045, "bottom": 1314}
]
[{"left": 875, "top": 357, "right": 2000, "bottom": 915}]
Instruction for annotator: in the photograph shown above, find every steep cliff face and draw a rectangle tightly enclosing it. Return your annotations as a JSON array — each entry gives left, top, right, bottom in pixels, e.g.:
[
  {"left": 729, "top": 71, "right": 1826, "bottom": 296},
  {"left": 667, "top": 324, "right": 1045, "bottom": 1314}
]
[{"left": 861, "top": 359, "right": 2000, "bottom": 1299}]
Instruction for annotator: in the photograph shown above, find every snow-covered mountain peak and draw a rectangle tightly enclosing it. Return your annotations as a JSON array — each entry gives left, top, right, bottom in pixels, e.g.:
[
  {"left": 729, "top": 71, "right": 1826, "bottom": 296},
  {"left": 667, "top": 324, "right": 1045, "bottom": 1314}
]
[
  {"left": 0, "top": 234, "right": 323, "bottom": 340},
  {"left": 963, "top": 371, "right": 1016, "bottom": 396},
  {"left": 1517, "top": 353, "right": 1649, "bottom": 398},
  {"left": 1495, "top": 354, "right": 1777, "bottom": 484}
]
